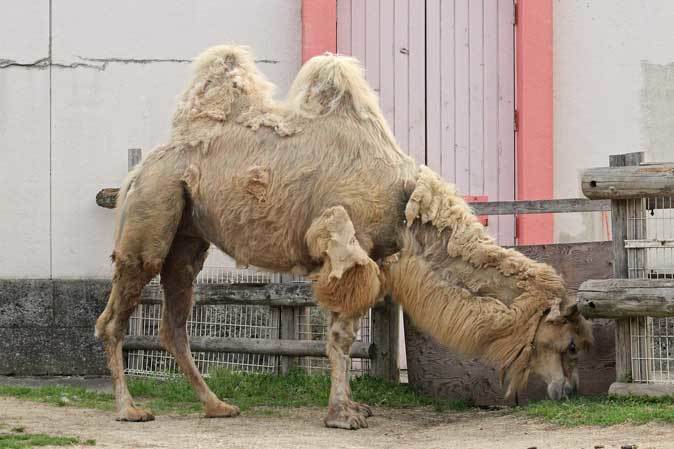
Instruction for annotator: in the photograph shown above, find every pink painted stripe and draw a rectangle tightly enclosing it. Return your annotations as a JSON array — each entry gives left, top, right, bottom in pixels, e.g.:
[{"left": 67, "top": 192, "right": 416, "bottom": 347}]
[
  {"left": 516, "top": 0, "right": 553, "bottom": 244},
  {"left": 302, "top": 0, "right": 337, "bottom": 62}
]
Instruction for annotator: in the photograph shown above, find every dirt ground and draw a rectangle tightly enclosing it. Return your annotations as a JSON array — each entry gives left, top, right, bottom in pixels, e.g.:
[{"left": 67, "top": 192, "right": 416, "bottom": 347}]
[{"left": 2, "top": 398, "right": 674, "bottom": 449}]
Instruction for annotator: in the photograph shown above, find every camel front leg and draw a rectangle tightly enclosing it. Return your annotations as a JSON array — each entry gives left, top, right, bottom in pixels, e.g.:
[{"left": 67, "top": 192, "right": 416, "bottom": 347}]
[
  {"left": 305, "top": 206, "right": 381, "bottom": 429},
  {"left": 324, "top": 312, "right": 372, "bottom": 430}
]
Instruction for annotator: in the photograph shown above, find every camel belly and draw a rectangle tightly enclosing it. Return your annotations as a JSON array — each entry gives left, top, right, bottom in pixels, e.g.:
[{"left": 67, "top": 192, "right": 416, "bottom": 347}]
[
  {"left": 189, "top": 196, "right": 310, "bottom": 273},
  {"left": 188, "top": 177, "right": 405, "bottom": 275}
]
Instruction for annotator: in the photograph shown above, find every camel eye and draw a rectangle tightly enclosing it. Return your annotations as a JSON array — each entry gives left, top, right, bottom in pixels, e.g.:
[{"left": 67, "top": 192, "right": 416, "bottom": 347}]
[{"left": 567, "top": 342, "right": 577, "bottom": 354}]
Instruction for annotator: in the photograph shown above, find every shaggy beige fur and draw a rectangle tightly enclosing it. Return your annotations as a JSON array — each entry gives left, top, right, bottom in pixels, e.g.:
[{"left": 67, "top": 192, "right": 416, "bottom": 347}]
[
  {"left": 96, "top": 44, "right": 592, "bottom": 429},
  {"left": 387, "top": 166, "right": 593, "bottom": 396}
]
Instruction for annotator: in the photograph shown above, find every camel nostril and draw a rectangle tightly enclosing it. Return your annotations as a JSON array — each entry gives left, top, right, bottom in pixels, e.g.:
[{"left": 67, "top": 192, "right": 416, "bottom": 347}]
[
  {"left": 564, "top": 382, "right": 577, "bottom": 398},
  {"left": 547, "top": 383, "right": 565, "bottom": 401}
]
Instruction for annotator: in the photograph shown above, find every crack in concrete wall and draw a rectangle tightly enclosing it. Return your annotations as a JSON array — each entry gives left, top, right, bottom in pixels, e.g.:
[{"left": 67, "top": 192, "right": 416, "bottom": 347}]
[
  {"left": 0, "top": 57, "right": 50, "bottom": 69},
  {"left": 0, "top": 56, "right": 280, "bottom": 70}
]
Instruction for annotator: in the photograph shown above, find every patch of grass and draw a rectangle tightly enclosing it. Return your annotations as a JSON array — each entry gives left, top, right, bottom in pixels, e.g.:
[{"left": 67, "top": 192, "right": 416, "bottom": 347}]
[
  {"left": 524, "top": 395, "right": 674, "bottom": 426},
  {"left": 0, "top": 369, "right": 466, "bottom": 415},
  {"left": 0, "top": 385, "right": 113, "bottom": 412},
  {"left": 0, "top": 433, "right": 94, "bottom": 448}
]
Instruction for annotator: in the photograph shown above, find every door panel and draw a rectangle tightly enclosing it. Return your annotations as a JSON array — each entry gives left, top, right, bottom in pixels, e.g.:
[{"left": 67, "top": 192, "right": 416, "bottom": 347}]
[
  {"left": 337, "top": 0, "right": 426, "bottom": 164},
  {"left": 337, "top": 0, "right": 515, "bottom": 245}
]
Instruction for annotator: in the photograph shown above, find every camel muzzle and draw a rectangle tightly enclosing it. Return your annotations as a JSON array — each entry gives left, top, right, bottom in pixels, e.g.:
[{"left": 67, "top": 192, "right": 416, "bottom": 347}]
[{"left": 547, "top": 377, "right": 577, "bottom": 400}]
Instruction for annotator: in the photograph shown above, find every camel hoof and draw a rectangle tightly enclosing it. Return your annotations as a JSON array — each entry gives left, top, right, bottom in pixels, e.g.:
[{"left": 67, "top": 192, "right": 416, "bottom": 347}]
[
  {"left": 349, "top": 401, "right": 373, "bottom": 417},
  {"left": 116, "top": 405, "right": 155, "bottom": 422},
  {"left": 324, "top": 407, "right": 369, "bottom": 430},
  {"left": 204, "top": 401, "right": 240, "bottom": 418}
]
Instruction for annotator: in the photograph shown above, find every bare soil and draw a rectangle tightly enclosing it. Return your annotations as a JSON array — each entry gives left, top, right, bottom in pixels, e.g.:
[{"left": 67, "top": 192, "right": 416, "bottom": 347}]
[{"left": 1, "top": 398, "right": 673, "bottom": 449}]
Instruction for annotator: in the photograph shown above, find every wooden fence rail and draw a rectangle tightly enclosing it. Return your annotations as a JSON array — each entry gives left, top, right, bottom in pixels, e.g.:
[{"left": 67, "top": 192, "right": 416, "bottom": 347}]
[
  {"left": 140, "top": 283, "right": 315, "bottom": 307},
  {"left": 124, "top": 335, "right": 374, "bottom": 358},
  {"left": 582, "top": 162, "right": 674, "bottom": 199},
  {"left": 578, "top": 279, "right": 674, "bottom": 318},
  {"left": 470, "top": 198, "right": 610, "bottom": 215},
  {"left": 125, "top": 280, "right": 395, "bottom": 376},
  {"left": 97, "top": 187, "right": 610, "bottom": 215}
]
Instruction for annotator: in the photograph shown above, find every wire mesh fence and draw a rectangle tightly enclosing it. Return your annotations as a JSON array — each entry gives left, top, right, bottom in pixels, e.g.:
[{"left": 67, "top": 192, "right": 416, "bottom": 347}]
[
  {"left": 296, "top": 307, "right": 371, "bottom": 376},
  {"left": 626, "top": 196, "right": 674, "bottom": 384},
  {"left": 124, "top": 265, "right": 372, "bottom": 378}
]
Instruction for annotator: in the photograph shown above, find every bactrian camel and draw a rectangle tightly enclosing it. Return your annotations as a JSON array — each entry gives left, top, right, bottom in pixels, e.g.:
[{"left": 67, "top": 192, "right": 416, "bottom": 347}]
[{"left": 96, "top": 45, "right": 593, "bottom": 429}]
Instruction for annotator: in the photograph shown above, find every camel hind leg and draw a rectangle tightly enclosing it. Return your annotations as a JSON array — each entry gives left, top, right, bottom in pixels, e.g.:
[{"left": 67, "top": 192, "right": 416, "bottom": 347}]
[
  {"left": 159, "top": 233, "right": 240, "bottom": 418},
  {"left": 97, "top": 260, "right": 157, "bottom": 421},
  {"left": 95, "top": 169, "right": 186, "bottom": 421}
]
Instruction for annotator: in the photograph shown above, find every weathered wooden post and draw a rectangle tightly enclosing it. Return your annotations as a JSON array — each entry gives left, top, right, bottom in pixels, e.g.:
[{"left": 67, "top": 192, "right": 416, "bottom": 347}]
[
  {"left": 128, "top": 148, "right": 142, "bottom": 171},
  {"left": 277, "top": 273, "right": 298, "bottom": 374},
  {"left": 580, "top": 152, "right": 674, "bottom": 395},
  {"left": 607, "top": 152, "right": 642, "bottom": 382},
  {"left": 278, "top": 304, "right": 297, "bottom": 374},
  {"left": 371, "top": 296, "right": 399, "bottom": 381}
]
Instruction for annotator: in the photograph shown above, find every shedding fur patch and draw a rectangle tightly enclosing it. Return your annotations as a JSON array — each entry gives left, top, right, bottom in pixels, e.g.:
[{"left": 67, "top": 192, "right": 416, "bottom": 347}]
[
  {"left": 405, "top": 166, "right": 565, "bottom": 297},
  {"left": 306, "top": 206, "right": 371, "bottom": 279},
  {"left": 244, "top": 165, "right": 270, "bottom": 202}
]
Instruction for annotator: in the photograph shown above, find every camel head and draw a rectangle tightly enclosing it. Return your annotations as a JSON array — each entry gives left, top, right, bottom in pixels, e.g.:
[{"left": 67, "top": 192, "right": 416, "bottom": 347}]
[{"left": 526, "top": 296, "right": 593, "bottom": 400}]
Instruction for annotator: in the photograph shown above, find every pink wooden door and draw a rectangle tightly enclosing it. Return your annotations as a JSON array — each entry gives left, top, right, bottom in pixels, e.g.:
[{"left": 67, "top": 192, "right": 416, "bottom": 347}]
[{"left": 337, "top": 0, "right": 516, "bottom": 245}]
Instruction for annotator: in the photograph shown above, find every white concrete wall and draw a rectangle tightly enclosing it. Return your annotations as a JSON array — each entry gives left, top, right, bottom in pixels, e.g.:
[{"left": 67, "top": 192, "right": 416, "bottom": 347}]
[
  {"left": 0, "top": 0, "right": 51, "bottom": 278},
  {"left": 0, "top": 1, "right": 300, "bottom": 278},
  {"left": 553, "top": 0, "right": 674, "bottom": 243}
]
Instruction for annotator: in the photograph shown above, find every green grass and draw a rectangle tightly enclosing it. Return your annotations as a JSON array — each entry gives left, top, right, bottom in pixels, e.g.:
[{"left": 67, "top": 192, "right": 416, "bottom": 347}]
[
  {"left": 523, "top": 395, "right": 674, "bottom": 426},
  {"left": 7, "top": 370, "right": 671, "bottom": 427},
  {"left": 0, "top": 432, "right": 95, "bottom": 448},
  {"left": 0, "top": 385, "right": 113, "bottom": 412},
  {"left": 127, "top": 369, "right": 467, "bottom": 413},
  {"left": 0, "top": 369, "right": 466, "bottom": 416}
]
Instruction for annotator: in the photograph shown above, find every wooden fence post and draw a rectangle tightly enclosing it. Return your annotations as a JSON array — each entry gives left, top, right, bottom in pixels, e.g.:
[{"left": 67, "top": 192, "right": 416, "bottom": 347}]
[
  {"left": 609, "top": 152, "right": 643, "bottom": 382},
  {"left": 277, "top": 273, "right": 297, "bottom": 374},
  {"left": 371, "top": 296, "right": 399, "bottom": 381},
  {"left": 278, "top": 306, "right": 296, "bottom": 374},
  {"left": 128, "top": 148, "right": 142, "bottom": 170}
]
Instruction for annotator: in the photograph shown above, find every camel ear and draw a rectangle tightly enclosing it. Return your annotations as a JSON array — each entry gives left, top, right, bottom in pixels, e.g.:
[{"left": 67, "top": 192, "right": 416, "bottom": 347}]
[
  {"left": 563, "top": 303, "right": 580, "bottom": 321},
  {"left": 306, "top": 206, "right": 371, "bottom": 280},
  {"left": 545, "top": 298, "right": 563, "bottom": 323}
]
